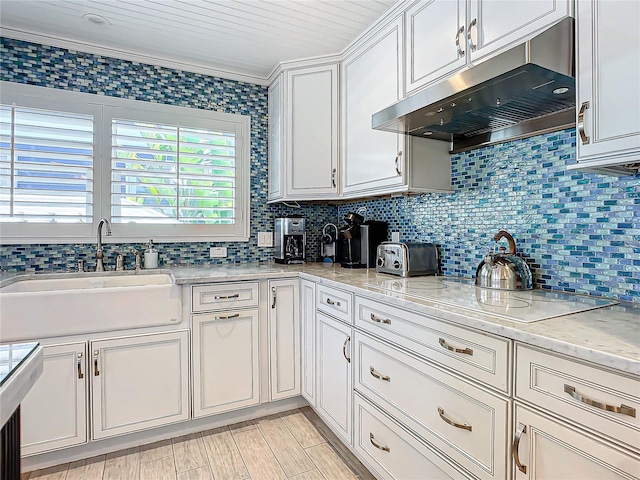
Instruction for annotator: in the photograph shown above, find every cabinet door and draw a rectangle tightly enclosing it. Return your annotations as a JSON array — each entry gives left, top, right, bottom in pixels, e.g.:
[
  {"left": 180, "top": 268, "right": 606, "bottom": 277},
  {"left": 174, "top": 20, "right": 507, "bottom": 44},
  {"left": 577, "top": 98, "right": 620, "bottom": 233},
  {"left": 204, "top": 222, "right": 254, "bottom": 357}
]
[
  {"left": 21, "top": 342, "right": 87, "bottom": 455},
  {"left": 269, "top": 279, "right": 301, "bottom": 401},
  {"left": 513, "top": 405, "right": 640, "bottom": 479},
  {"left": 405, "top": 0, "right": 467, "bottom": 94},
  {"left": 193, "top": 309, "right": 260, "bottom": 417},
  {"left": 575, "top": 0, "right": 640, "bottom": 165},
  {"left": 342, "top": 16, "right": 405, "bottom": 197},
  {"left": 286, "top": 64, "right": 339, "bottom": 198},
  {"left": 316, "top": 312, "right": 352, "bottom": 445},
  {"left": 469, "top": 1, "right": 570, "bottom": 63},
  {"left": 91, "top": 330, "right": 189, "bottom": 439},
  {"left": 300, "top": 279, "right": 316, "bottom": 406},
  {"left": 268, "top": 75, "right": 283, "bottom": 201}
]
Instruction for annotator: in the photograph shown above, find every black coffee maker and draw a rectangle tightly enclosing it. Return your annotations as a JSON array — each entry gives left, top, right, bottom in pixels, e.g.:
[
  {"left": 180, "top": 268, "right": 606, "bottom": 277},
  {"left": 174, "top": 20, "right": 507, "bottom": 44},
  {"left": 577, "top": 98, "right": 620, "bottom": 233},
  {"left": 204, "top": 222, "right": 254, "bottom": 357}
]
[{"left": 338, "top": 212, "right": 388, "bottom": 268}]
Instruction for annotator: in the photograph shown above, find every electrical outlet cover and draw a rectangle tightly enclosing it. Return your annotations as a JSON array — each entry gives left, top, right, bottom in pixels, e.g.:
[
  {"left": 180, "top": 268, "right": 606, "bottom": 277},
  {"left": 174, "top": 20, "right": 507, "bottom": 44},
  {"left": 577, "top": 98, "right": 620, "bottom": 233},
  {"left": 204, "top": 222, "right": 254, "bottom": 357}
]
[
  {"left": 258, "top": 232, "right": 273, "bottom": 247},
  {"left": 391, "top": 231, "right": 400, "bottom": 242},
  {"left": 209, "top": 247, "right": 227, "bottom": 258}
]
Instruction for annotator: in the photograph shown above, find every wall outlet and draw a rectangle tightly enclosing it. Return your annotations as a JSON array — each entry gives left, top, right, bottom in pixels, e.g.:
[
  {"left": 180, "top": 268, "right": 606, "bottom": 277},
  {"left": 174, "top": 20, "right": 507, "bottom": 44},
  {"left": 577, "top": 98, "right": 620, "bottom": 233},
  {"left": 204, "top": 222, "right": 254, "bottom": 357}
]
[
  {"left": 391, "top": 231, "right": 400, "bottom": 242},
  {"left": 209, "top": 247, "right": 227, "bottom": 258},
  {"left": 258, "top": 232, "right": 273, "bottom": 247}
]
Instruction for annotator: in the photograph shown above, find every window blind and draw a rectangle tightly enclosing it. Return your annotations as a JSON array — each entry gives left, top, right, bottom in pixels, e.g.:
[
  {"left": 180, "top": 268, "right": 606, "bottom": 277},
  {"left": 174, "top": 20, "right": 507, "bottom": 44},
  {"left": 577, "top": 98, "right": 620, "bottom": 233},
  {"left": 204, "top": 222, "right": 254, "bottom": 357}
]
[
  {"left": 0, "top": 105, "right": 94, "bottom": 223},
  {"left": 111, "top": 119, "right": 236, "bottom": 225}
]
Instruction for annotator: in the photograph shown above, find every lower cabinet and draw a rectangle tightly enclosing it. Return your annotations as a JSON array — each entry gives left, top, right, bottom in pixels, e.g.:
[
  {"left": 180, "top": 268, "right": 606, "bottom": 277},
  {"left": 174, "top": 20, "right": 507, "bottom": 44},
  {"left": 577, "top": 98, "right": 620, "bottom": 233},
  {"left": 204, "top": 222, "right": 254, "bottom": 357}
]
[
  {"left": 192, "top": 310, "right": 260, "bottom": 417},
  {"left": 513, "top": 404, "right": 640, "bottom": 479},
  {"left": 300, "top": 279, "right": 316, "bottom": 407},
  {"left": 91, "top": 330, "right": 190, "bottom": 439},
  {"left": 21, "top": 342, "right": 88, "bottom": 456},
  {"left": 268, "top": 279, "right": 301, "bottom": 401},
  {"left": 354, "top": 392, "right": 471, "bottom": 480},
  {"left": 316, "top": 312, "right": 352, "bottom": 445}
]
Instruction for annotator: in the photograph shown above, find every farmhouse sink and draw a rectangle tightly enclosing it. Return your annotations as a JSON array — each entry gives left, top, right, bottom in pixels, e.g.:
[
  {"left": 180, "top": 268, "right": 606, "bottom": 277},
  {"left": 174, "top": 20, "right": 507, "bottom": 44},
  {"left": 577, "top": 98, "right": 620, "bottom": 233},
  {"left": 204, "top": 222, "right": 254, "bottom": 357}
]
[{"left": 0, "top": 271, "right": 182, "bottom": 342}]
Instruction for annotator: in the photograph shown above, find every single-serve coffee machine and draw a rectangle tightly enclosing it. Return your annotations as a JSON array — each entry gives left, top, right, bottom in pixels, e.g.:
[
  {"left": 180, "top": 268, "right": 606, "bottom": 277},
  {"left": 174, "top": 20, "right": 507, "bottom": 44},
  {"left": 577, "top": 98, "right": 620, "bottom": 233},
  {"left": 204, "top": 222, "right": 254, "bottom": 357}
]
[
  {"left": 274, "top": 216, "right": 306, "bottom": 264},
  {"left": 337, "top": 212, "right": 388, "bottom": 268}
]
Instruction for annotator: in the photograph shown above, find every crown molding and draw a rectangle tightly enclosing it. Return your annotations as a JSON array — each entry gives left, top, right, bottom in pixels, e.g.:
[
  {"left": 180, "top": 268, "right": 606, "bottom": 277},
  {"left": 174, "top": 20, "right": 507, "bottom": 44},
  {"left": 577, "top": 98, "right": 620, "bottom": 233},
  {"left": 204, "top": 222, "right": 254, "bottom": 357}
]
[
  {"left": 266, "top": 53, "right": 343, "bottom": 85},
  {"left": 1, "top": 27, "right": 270, "bottom": 86}
]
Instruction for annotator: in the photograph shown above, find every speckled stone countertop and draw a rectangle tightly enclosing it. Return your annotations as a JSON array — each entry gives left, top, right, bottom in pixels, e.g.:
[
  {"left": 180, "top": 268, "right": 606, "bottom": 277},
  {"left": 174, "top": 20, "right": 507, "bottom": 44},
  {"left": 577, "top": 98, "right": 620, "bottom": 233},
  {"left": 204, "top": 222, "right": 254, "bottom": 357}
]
[
  {"left": 168, "top": 263, "right": 640, "bottom": 375},
  {"left": 2, "top": 263, "right": 638, "bottom": 375}
]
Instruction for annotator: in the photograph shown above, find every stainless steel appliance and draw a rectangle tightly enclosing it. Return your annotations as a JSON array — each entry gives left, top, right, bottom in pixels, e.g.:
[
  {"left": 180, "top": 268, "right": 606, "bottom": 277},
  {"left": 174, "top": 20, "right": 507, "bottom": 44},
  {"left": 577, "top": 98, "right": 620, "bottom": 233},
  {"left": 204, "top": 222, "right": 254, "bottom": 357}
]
[
  {"left": 274, "top": 216, "right": 306, "bottom": 264},
  {"left": 320, "top": 223, "right": 338, "bottom": 262},
  {"left": 475, "top": 230, "right": 533, "bottom": 290},
  {"left": 376, "top": 242, "right": 439, "bottom": 277},
  {"left": 372, "top": 18, "right": 577, "bottom": 153},
  {"left": 337, "top": 213, "right": 388, "bottom": 268}
]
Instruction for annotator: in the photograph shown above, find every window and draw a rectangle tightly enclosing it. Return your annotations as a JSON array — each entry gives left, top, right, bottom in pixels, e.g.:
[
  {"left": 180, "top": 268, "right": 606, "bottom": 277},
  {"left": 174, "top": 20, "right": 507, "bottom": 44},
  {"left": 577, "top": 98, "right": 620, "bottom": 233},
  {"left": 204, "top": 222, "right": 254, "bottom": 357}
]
[{"left": 0, "top": 82, "right": 250, "bottom": 244}]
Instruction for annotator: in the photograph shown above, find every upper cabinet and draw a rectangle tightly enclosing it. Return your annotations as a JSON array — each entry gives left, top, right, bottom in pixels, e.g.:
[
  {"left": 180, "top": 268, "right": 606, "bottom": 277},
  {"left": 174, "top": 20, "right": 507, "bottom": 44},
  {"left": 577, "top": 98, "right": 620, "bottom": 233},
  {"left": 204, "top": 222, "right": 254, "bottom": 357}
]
[
  {"left": 267, "top": 63, "right": 340, "bottom": 202},
  {"left": 405, "top": 0, "right": 572, "bottom": 95},
  {"left": 572, "top": 0, "right": 640, "bottom": 172},
  {"left": 342, "top": 16, "right": 451, "bottom": 198}
]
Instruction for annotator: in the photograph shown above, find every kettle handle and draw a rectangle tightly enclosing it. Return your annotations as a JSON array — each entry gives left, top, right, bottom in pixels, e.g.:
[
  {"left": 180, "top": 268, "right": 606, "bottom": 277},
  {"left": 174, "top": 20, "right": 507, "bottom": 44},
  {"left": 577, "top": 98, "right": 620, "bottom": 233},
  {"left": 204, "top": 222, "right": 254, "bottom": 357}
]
[{"left": 493, "top": 230, "right": 516, "bottom": 254}]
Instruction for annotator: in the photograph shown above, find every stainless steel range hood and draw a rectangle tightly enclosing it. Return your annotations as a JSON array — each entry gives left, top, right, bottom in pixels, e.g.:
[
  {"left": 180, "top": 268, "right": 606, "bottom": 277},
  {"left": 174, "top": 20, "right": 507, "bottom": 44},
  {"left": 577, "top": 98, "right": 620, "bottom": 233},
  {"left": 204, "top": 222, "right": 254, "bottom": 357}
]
[{"left": 372, "top": 18, "right": 575, "bottom": 153}]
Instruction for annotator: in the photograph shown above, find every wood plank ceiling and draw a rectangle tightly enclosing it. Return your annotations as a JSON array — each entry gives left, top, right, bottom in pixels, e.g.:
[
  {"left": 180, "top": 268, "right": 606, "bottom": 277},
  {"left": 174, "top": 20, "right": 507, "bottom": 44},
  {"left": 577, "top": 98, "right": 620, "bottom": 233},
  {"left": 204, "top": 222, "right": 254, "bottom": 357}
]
[{"left": 0, "top": 0, "right": 396, "bottom": 83}]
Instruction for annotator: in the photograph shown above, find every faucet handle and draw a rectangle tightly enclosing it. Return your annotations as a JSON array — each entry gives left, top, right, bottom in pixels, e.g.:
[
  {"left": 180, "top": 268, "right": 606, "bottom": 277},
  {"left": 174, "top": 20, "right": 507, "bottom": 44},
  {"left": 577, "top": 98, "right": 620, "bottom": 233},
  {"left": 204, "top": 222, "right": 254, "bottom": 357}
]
[
  {"left": 131, "top": 249, "right": 142, "bottom": 271},
  {"left": 115, "top": 252, "right": 125, "bottom": 271}
]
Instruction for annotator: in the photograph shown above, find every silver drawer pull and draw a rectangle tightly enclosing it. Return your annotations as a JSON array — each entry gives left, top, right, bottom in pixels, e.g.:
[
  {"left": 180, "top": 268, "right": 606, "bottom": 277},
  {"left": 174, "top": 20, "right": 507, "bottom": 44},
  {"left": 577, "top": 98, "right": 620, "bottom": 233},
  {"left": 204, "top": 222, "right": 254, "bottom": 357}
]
[
  {"left": 370, "top": 366, "right": 390, "bottom": 382},
  {"left": 342, "top": 336, "right": 351, "bottom": 363},
  {"left": 512, "top": 423, "right": 527, "bottom": 474},
  {"left": 437, "top": 407, "right": 472, "bottom": 431},
  {"left": 215, "top": 293, "right": 240, "bottom": 300},
  {"left": 369, "top": 433, "right": 390, "bottom": 452},
  {"left": 93, "top": 350, "right": 100, "bottom": 376},
  {"left": 215, "top": 313, "right": 240, "bottom": 320},
  {"left": 77, "top": 352, "right": 84, "bottom": 380},
  {"left": 564, "top": 384, "right": 636, "bottom": 417},
  {"left": 577, "top": 101, "right": 590, "bottom": 145},
  {"left": 370, "top": 313, "right": 391, "bottom": 325},
  {"left": 326, "top": 298, "right": 341, "bottom": 307},
  {"left": 438, "top": 338, "right": 473, "bottom": 355}
]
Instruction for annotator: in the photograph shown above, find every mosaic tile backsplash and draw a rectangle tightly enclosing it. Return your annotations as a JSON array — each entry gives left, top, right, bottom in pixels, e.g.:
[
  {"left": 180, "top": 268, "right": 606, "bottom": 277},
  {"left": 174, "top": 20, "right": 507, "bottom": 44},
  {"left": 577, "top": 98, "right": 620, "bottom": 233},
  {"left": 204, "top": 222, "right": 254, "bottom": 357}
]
[
  {"left": 339, "top": 129, "right": 640, "bottom": 303},
  {"left": 1, "top": 37, "right": 639, "bottom": 304},
  {"left": 0, "top": 37, "right": 335, "bottom": 270}
]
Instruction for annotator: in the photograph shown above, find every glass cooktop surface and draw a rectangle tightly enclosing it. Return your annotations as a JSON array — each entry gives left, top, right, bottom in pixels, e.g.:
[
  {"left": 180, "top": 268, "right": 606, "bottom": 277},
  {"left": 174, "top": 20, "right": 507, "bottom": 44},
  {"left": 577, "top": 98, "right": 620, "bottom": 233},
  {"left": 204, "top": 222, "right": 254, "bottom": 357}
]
[{"left": 363, "top": 276, "right": 616, "bottom": 323}]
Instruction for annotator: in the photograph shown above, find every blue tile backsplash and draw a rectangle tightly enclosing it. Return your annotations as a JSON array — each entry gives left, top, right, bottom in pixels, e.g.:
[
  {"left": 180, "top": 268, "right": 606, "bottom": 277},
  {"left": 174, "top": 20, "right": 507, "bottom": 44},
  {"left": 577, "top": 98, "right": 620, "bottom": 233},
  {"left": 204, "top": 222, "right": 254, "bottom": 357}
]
[{"left": 1, "top": 37, "right": 639, "bottom": 303}]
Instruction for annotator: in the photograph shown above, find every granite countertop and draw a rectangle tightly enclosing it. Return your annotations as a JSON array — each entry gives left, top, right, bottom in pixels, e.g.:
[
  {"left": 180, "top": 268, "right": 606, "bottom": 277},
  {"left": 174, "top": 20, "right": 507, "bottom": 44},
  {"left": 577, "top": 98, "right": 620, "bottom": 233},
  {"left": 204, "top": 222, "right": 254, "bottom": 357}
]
[
  {"left": 167, "top": 263, "right": 640, "bottom": 375},
  {"left": 2, "top": 263, "right": 638, "bottom": 375},
  {"left": 0, "top": 342, "right": 43, "bottom": 426}
]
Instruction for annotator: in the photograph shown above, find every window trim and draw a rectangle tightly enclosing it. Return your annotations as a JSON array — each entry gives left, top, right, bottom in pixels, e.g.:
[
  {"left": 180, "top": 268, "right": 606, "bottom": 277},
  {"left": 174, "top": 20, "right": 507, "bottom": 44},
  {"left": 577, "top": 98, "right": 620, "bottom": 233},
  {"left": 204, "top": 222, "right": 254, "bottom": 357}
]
[{"left": 0, "top": 81, "right": 251, "bottom": 244}]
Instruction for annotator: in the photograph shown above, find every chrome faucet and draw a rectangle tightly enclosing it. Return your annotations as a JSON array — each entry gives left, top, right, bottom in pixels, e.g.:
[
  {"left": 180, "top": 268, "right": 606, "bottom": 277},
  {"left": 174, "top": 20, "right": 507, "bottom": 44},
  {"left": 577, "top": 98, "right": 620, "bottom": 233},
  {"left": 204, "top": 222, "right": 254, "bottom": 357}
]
[{"left": 96, "top": 218, "right": 112, "bottom": 271}]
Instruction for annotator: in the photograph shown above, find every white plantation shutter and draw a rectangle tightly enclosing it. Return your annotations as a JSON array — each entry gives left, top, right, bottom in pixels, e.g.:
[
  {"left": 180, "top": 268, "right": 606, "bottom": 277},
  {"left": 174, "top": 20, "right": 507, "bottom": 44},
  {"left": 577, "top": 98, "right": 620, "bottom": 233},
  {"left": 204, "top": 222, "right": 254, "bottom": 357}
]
[
  {"left": 110, "top": 120, "right": 236, "bottom": 225},
  {"left": 0, "top": 105, "right": 94, "bottom": 223}
]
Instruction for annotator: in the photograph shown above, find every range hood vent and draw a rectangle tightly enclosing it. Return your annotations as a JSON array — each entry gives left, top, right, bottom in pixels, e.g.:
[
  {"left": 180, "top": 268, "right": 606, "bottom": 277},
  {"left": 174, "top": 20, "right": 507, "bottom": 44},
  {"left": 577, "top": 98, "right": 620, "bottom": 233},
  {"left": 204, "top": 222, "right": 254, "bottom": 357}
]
[{"left": 372, "top": 18, "right": 576, "bottom": 153}]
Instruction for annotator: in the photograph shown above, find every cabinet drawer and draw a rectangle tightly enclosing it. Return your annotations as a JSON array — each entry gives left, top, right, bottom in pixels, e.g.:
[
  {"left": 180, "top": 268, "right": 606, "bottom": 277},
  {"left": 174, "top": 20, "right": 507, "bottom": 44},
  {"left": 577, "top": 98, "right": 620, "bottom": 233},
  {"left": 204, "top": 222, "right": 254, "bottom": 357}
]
[
  {"left": 192, "top": 282, "right": 259, "bottom": 312},
  {"left": 354, "top": 332, "right": 510, "bottom": 480},
  {"left": 515, "top": 343, "right": 640, "bottom": 451},
  {"left": 355, "top": 296, "right": 510, "bottom": 392},
  {"left": 317, "top": 284, "right": 352, "bottom": 324},
  {"left": 354, "top": 392, "right": 471, "bottom": 480}
]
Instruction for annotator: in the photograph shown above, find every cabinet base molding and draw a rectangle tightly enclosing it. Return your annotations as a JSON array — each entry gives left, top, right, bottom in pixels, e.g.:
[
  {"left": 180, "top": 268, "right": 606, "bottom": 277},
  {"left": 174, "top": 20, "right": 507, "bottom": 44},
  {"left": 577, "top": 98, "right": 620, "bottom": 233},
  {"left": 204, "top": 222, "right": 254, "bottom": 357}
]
[{"left": 21, "top": 396, "right": 307, "bottom": 473}]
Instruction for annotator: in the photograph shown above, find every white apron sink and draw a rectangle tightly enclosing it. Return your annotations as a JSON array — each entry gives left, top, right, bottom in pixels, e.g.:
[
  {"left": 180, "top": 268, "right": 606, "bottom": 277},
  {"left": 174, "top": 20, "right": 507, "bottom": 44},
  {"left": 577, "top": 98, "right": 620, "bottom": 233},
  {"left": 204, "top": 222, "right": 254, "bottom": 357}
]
[{"left": 0, "top": 271, "right": 182, "bottom": 342}]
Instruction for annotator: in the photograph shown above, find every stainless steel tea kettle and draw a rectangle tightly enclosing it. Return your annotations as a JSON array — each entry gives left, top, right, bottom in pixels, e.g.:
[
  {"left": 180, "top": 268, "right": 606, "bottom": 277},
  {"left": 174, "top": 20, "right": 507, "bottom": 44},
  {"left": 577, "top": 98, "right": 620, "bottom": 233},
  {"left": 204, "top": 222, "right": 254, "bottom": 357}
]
[{"left": 475, "top": 230, "right": 532, "bottom": 290}]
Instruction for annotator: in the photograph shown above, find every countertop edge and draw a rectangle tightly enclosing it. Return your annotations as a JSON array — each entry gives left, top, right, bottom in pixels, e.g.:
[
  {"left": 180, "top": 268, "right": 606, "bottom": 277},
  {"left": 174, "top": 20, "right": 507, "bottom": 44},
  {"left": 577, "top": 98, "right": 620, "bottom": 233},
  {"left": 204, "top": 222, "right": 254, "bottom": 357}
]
[{"left": 0, "top": 345, "right": 43, "bottom": 427}]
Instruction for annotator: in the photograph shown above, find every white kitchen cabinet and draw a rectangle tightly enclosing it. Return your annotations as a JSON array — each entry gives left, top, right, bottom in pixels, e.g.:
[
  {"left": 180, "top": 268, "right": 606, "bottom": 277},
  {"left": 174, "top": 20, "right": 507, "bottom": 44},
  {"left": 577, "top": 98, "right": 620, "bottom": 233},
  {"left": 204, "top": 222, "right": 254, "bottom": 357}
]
[
  {"left": 90, "top": 330, "right": 189, "bottom": 439},
  {"left": 342, "top": 15, "right": 451, "bottom": 198},
  {"left": 300, "top": 279, "right": 316, "bottom": 406},
  {"left": 192, "top": 309, "right": 260, "bottom": 417},
  {"left": 268, "top": 279, "right": 301, "bottom": 401},
  {"left": 404, "top": 0, "right": 466, "bottom": 93},
  {"left": 405, "top": 0, "right": 572, "bottom": 94},
  {"left": 468, "top": 0, "right": 571, "bottom": 63},
  {"left": 268, "top": 75, "right": 283, "bottom": 201},
  {"left": 268, "top": 63, "right": 340, "bottom": 202},
  {"left": 571, "top": 0, "right": 640, "bottom": 171},
  {"left": 316, "top": 312, "right": 352, "bottom": 445},
  {"left": 21, "top": 342, "right": 87, "bottom": 456},
  {"left": 513, "top": 404, "right": 640, "bottom": 479}
]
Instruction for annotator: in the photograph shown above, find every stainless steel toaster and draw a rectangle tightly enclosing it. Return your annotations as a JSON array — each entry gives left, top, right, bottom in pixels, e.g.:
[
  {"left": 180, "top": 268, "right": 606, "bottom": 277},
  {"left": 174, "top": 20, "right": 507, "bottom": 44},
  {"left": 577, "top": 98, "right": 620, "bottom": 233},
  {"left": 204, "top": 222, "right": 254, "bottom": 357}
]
[{"left": 375, "top": 242, "right": 439, "bottom": 277}]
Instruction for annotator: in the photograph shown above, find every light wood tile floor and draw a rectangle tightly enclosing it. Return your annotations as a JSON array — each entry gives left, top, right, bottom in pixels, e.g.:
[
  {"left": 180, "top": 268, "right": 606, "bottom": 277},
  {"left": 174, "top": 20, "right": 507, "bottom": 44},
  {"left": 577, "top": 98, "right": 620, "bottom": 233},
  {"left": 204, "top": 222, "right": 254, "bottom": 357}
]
[{"left": 23, "top": 409, "right": 375, "bottom": 480}]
